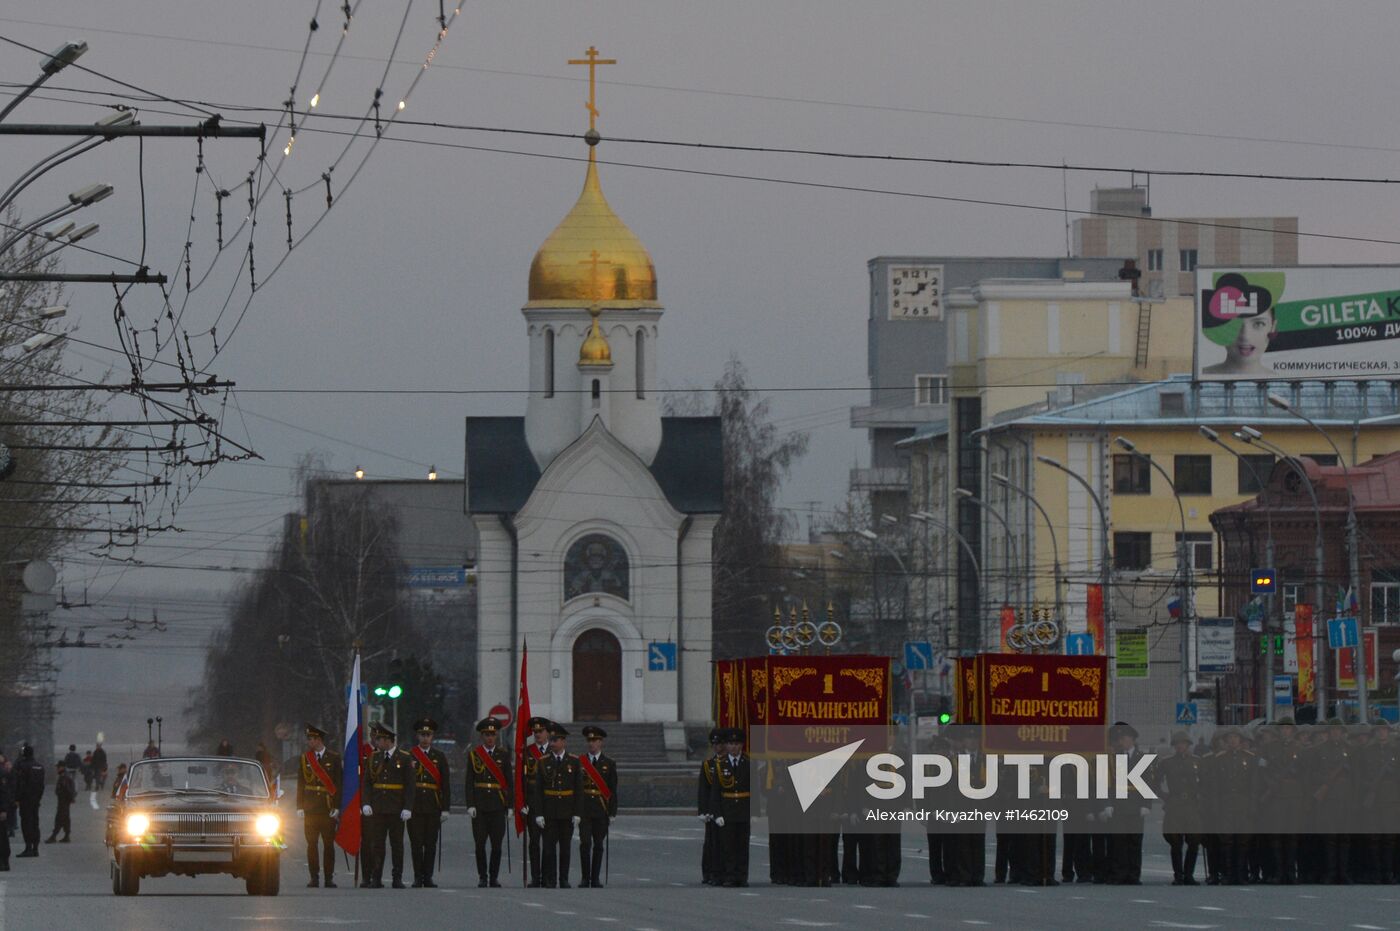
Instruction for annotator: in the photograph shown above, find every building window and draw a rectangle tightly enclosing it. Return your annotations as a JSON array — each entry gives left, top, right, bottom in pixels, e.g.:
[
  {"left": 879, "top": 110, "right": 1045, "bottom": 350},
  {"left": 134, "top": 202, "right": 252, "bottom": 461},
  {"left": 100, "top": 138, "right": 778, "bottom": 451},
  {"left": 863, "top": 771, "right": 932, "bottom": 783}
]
[
  {"left": 1113, "top": 454, "right": 1151, "bottom": 495},
  {"left": 915, "top": 374, "right": 947, "bottom": 406},
  {"left": 591, "top": 378, "right": 601, "bottom": 409},
  {"left": 1159, "top": 392, "right": 1186, "bottom": 415},
  {"left": 1306, "top": 453, "right": 1339, "bottom": 467},
  {"left": 1371, "top": 570, "right": 1400, "bottom": 625},
  {"left": 1179, "top": 249, "right": 1198, "bottom": 272},
  {"left": 1237, "top": 454, "right": 1275, "bottom": 494},
  {"left": 635, "top": 329, "right": 646, "bottom": 400},
  {"left": 544, "top": 328, "right": 555, "bottom": 398},
  {"left": 1174, "top": 454, "right": 1212, "bottom": 494},
  {"left": 1146, "top": 249, "right": 1164, "bottom": 272},
  {"left": 1175, "top": 532, "right": 1214, "bottom": 572},
  {"left": 1114, "top": 531, "right": 1152, "bottom": 571},
  {"left": 564, "top": 534, "right": 629, "bottom": 601}
]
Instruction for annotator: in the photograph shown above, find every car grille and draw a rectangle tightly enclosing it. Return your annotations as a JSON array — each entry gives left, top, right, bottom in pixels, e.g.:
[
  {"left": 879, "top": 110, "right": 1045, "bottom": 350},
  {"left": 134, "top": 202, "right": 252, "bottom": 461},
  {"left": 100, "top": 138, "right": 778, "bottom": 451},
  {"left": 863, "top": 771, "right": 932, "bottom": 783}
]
[{"left": 149, "top": 812, "right": 257, "bottom": 836}]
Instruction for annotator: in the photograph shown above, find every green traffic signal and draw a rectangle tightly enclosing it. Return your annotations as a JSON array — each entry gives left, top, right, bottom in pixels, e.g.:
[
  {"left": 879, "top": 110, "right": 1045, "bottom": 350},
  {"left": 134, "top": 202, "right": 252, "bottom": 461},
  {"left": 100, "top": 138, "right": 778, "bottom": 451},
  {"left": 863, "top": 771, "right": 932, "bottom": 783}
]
[
  {"left": 373, "top": 686, "right": 388, "bottom": 697},
  {"left": 938, "top": 712, "right": 952, "bottom": 725},
  {"left": 387, "top": 684, "right": 403, "bottom": 699}
]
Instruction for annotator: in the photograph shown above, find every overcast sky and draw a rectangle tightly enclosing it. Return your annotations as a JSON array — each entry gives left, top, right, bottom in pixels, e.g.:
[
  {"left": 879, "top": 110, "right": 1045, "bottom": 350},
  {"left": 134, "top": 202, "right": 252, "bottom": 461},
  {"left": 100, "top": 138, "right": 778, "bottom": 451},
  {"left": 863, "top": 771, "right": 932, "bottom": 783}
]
[{"left": 7, "top": 1, "right": 1400, "bottom": 750}]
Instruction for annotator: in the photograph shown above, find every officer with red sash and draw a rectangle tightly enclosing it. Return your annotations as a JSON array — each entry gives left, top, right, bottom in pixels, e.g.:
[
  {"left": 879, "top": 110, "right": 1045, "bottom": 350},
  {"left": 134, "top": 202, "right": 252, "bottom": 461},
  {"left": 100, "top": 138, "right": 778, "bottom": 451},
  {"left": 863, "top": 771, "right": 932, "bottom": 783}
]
[
  {"left": 517, "top": 716, "right": 551, "bottom": 887},
  {"left": 361, "top": 723, "right": 415, "bottom": 889},
  {"left": 407, "top": 718, "right": 451, "bottom": 888},
  {"left": 465, "top": 717, "right": 513, "bottom": 887},
  {"left": 295, "top": 724, "right": 342, "bottom": 888},
  {"left": 577, "top": 726, "right": 618, "bottom": 888},
  {"left": 530, "top": 723, "right": 580, "bottom": 887}
]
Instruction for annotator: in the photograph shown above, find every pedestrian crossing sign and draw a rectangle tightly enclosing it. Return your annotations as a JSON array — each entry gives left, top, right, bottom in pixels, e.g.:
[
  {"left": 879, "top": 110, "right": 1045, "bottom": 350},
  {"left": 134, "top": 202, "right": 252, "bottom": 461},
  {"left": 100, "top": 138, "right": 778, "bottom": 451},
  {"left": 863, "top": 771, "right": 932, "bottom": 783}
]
[{"left": 1175, "top": 702, "right": 1198, "bottom": 725}]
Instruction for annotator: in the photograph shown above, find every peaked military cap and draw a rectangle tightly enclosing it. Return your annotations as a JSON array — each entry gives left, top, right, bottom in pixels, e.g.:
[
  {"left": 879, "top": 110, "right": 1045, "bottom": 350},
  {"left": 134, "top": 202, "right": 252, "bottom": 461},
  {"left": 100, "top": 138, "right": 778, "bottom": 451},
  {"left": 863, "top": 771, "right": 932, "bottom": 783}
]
[
  {"left": 527, "top": 716, "right": 552, "bottom": 731},
  {"left": 305, "top": 723, "right": 327, "bottom": 740},
  {"left": 476, "top": 717, "right": 501, "bottom": 734},
  {"left": 371, "top": 723, "right": 395, "bottom": 740},
  {"left": 1170, "top": 730, "right": 1192, "bottom": 746},
  {"left": 414, "top": 717, "right": 438, "bottom": 734},
  {"left": 582, "top": 725, "right": 607, "bottom": 740},
  {"left": 708, "top": 727, "right": 722, "bottom": 745},
  {"left": 1109, "top": 721, "right": 1139, "bottom": 740},
  {"left": 548, "top": 724, "right": 570, "bottom": 739}
]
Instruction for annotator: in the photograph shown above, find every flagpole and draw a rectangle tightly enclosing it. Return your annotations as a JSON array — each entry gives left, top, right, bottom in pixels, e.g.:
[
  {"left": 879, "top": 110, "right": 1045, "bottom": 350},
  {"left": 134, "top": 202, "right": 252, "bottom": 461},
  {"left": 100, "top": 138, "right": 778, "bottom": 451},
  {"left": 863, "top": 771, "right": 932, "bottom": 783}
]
[{"left": 353, "top": 644, "right": 362, "bottom": 889}]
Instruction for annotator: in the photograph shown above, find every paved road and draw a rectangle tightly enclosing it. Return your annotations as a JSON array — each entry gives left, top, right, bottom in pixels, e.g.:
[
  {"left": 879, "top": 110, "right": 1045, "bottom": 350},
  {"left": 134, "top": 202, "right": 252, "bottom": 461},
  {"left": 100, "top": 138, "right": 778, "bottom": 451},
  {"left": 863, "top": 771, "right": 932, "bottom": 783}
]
[{"left": 4, "top": 800, "right": 1400, "bottom": 929}]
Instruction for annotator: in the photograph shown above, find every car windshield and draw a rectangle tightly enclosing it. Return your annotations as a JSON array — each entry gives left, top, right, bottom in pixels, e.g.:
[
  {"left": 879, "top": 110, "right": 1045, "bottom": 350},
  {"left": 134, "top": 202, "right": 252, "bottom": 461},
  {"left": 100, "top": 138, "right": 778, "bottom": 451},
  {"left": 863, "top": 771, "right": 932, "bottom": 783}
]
[{"left": 125, "top": 759, "right": 269, "bottom": 798}]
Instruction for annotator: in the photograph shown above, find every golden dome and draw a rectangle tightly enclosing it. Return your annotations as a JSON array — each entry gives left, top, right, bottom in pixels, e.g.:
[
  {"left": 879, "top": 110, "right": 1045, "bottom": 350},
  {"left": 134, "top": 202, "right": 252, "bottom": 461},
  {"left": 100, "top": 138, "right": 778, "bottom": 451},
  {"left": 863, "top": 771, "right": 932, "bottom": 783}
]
[
  {"left": 578, "top": 305, "right": 613, "bottom": 366},
  {"left": 527, "top": 156, "right": 657, "bottom": 304}
]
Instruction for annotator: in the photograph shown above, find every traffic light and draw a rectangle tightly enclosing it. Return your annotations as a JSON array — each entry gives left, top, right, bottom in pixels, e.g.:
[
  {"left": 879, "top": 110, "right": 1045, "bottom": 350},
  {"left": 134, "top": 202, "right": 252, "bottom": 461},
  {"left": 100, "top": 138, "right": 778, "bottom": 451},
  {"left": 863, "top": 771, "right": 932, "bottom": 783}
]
[
  {"left": 935, "top": 695, "right": 953, "bottom": 726},
  {"left": 1259, "top": 635, "right": 1284, "bottom": 656},
  {"left": 372, "top": 683, "right": 404, "bottom": 699},
  {"left": 1250, "top": 568, "right": 1278, "bottom": 595}
]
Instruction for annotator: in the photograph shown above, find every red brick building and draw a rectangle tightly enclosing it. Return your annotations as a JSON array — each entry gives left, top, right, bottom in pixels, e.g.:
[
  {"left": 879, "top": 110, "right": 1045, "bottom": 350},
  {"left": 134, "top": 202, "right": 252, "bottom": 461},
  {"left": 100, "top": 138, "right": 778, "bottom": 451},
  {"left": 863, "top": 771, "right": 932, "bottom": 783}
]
[{"left": 1211, "top": 453, "right": 1400, "bottom": 722}]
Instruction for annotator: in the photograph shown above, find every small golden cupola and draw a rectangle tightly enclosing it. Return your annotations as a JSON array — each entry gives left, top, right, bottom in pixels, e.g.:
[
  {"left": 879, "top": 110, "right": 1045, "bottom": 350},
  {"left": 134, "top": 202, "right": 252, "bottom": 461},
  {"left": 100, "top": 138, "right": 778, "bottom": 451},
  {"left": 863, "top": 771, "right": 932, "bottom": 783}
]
[
  {"left": 578, "top": 304, "right": 613, "bottom": 367},
  {"left": 526, "top": 46, "right": 657, "bottom": 306}
]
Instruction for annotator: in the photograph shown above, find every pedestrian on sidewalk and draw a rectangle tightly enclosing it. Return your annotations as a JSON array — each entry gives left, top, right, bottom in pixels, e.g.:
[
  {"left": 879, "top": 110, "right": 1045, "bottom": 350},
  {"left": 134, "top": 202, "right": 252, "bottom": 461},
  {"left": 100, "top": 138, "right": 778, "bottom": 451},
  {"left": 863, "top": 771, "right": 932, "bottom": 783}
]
[
  {"left": 91, "top": 742, "right": 108, "bottom": 790},
  {"left": 80, "top": 751, "right": 94, "bottom": 791},
  {"left": 47, "top": 763, "right": 76, "bottom": 843},
  {"left": 0, "top": 750, "right": 12, "bottom": 869},
  {"left": 14, "top": 745, "right": 45, "bottom": 857}
]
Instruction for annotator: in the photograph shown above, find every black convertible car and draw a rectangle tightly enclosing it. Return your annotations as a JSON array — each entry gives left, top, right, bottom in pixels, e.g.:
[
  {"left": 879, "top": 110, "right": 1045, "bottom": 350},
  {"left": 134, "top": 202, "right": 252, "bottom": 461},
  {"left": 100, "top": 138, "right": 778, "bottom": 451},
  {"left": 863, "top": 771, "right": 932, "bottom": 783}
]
[{"left": 107, "top": 757, "right": 283, "bottom": 895}]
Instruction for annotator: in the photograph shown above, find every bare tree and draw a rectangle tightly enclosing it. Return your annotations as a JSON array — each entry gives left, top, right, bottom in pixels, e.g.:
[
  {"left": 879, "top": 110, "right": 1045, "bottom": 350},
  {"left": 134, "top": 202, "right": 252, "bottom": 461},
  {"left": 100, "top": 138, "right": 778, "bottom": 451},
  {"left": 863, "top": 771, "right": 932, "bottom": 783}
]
[
  {"left": 190, "top": 459, "right": 419, "bottom": 750},
  {"left": 666, "top": 357, "right": 809, "bottom": 659}
]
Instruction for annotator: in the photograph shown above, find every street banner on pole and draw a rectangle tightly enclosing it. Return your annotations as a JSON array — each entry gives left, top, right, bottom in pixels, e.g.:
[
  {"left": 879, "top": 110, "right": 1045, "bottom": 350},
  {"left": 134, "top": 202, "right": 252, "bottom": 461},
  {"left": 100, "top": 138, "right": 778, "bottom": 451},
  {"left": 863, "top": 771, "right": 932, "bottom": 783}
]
[
  {"left": 1295, "top": 605, "right": 1315, "bottom": 704},
  {"left": 335, "top": 652, "right": 363, "bottom": 855}
]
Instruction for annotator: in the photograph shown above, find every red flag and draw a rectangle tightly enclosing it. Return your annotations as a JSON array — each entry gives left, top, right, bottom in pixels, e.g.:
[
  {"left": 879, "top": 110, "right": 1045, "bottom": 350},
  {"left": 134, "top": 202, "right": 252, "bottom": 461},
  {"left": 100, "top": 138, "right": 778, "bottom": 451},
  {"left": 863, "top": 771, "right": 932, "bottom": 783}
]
[
  {"left": 513, "top": 640, "right": 531, "bottom": 837},
  {"left": 1086, "top": 584, "right": 1105, "bottom": 655},
  {"left": 999, "top": 604, "right": 1017, "bottom": 652}
]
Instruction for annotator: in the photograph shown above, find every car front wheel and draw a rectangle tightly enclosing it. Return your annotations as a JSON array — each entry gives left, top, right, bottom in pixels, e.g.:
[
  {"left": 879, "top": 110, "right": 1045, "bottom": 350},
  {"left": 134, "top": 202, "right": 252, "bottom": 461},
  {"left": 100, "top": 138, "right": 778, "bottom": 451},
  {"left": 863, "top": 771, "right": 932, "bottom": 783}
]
[
  {"left": 246, "top": 853, "right": 280, "bottom": 896},
  {"left": 116, "top": 853, "right": 141, "bottom": 896}
]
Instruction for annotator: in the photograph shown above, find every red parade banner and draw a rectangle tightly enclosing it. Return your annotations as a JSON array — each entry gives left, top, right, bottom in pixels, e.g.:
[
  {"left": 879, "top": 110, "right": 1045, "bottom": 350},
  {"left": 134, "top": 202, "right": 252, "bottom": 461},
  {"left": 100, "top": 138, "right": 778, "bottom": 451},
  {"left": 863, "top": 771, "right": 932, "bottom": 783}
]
[
  {"left": 713, "top": 655, "right": 891, "bottom": 749},
  {"left": 955, "top": 653, "right": 1109, "bottom": 752}
]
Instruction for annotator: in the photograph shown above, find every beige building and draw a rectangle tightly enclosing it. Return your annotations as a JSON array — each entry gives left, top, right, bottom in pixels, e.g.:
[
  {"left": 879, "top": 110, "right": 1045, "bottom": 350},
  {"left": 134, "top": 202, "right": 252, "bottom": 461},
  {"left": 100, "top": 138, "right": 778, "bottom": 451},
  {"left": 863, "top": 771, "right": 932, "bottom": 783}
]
[{"left": 1073, "top": 186, "right": 1298, "bottom": 298}]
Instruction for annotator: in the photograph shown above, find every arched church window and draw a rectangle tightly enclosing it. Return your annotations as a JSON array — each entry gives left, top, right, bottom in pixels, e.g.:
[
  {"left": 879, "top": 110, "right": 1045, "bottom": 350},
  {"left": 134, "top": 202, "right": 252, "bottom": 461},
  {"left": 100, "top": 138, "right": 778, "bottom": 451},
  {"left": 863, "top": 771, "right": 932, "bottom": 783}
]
[
  {"left": 564, "top": 534, "right": 629, "bottom": 601},
  {"left": 635, "top": 329, "right": 646, "bottom": 400},
  {"left": 544, "top": 328, "right": 555, "bottom": 398}
]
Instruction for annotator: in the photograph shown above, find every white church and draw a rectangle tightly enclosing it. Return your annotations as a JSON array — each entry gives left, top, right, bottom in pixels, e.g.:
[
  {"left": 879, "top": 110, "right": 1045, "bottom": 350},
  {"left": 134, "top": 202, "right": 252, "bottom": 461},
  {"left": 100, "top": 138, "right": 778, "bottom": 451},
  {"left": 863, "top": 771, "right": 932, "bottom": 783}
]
[{"left": 464, "top": 115, "right": 722, "bottom": 725}]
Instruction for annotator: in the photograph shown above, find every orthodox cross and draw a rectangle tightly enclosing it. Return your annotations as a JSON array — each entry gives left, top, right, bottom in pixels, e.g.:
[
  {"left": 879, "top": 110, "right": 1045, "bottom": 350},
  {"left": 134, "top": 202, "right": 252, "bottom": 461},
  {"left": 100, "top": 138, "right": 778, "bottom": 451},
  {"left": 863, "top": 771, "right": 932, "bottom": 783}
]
[{"left": 567, "top": 46, "right": 617, "bottom": 132}]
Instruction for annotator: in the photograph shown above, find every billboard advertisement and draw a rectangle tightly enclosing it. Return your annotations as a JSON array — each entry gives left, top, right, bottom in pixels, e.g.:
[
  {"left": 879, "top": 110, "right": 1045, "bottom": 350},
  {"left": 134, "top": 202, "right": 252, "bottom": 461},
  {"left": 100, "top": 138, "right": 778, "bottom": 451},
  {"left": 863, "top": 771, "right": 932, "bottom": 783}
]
[{"left": 1196, "top": 265, "right": 1400, "bottom": 381}]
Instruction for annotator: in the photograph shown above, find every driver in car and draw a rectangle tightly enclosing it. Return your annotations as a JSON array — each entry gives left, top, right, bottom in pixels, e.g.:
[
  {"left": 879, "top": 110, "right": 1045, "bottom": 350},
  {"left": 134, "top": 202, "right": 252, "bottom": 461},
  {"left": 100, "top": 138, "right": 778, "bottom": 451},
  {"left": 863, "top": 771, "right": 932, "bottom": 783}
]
[{"left": 216, "top": 765, "right": 246, "bottom": 795}]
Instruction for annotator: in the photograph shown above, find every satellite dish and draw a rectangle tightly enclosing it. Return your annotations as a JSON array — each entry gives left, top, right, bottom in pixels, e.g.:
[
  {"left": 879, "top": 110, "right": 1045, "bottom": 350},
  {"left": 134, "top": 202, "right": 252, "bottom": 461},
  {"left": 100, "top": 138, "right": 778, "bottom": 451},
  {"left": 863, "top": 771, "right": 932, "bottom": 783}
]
[{"left": 22, "top": 560, "right": 57, "bottom": 594}]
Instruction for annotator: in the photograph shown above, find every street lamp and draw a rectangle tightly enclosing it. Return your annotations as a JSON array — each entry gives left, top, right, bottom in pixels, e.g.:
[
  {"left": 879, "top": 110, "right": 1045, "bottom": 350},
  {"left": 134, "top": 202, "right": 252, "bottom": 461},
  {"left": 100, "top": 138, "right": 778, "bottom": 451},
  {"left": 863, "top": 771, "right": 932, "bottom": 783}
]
[
  {"left": 1267, "top": 392, "right": 1369, "bottom": 722},
  {"left": 1035, "top": 455, "right": 1113, "bottom": 644},
  {"left": 991, "top": 472, "right": 1064, "bottom": 633},
  {"left": 954, "top": 487, "right": 1023, "bottom": 625},
  {"left": 1236, "top": 426, "right": 1329, "bottom": 721},
  {"left": 0, "top": 184, "right": 111, "bottom": 254},
  {"left": 0, "top": 40, "right": 88, "bottom": 123},
  {"left": 427, "top": 465, "right": 438, "bottom": 481},
  {"left": 1114, "top": 436, "right": 1192, "bottom": 705},
  {"left": 1201, "top": 425, "right": 1279, "bottom": 720},
  {"left": 354, "top": 466, "right": 365, "bottom": 480},
  {"left": 0, "top": 113, "right": 133, "bottom": 216},
  {"left": 911, "top": 510, "right": 984, "bottom": 654}
]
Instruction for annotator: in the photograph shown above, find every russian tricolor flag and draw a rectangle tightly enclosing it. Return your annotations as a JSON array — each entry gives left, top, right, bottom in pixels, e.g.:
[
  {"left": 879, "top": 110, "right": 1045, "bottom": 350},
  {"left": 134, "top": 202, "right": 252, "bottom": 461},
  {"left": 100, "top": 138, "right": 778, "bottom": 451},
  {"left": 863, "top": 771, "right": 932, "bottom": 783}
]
[{"left": 335, "top": 653, "right": 363, "bottom": 855}]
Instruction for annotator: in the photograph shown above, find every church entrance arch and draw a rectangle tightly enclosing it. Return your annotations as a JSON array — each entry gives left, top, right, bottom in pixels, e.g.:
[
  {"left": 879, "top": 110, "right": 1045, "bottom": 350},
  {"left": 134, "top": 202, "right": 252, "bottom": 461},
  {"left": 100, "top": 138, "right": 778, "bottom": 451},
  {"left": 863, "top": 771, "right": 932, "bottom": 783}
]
[{"left": 572, "top": 628, "right": 622, "bottom": 721}]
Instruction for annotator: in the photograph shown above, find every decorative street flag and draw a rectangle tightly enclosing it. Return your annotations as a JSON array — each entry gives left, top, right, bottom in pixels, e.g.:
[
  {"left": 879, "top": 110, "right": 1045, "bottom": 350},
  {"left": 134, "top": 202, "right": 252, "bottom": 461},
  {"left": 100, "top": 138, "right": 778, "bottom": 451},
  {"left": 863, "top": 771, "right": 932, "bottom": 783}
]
[
  {"left": 1295, "top": 605, "right": 1315, "bottom": 704},
  {"left": 335, "top": 652, "right": 364, "bottom": 855},
  {"left": 1167, "top": 597, "right": 1182, "bottom": 619},
  {"left": 513, "top": 640, "right": 531, "bottom": 837},
  {"left": 1086, "top": 583, "right": 1105, "bottom": 656}
]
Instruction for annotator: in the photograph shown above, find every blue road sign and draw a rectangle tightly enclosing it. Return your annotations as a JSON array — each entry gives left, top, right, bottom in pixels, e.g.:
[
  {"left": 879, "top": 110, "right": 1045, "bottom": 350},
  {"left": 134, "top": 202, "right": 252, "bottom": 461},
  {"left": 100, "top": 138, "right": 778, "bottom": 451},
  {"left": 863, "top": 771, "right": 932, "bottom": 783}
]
[
  {"left": 904, "top": 641, "right": 934, "bottom": 671},
  {"left": 647, "top": 641, "right": 677, "bottom": 671},
  {"left": 1175, "top": 702, "right": 1198, "bottom": 725},
  {"left": 1250, "top": 568, "right": 1278, "bottom": 595},
  {"left": 1065, "top": 633, "right": 1094, "bottom": 656},
  {"left": 1327, "top": 617, "right": 1359, "bottom": 649}
]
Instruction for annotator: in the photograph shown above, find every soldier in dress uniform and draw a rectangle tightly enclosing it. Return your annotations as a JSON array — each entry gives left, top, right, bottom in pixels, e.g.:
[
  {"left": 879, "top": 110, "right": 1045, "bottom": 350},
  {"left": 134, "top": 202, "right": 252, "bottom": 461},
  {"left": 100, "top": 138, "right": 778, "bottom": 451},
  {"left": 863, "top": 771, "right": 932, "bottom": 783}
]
[
  {"left": 518, "top": 716, "right": 552, "bottom": 887},
  {"left": 406, "top": 718, "right": 451, "bottom": 888},
  {"left": 530, "top": 723, "right": 580, "bottom": 888},
  {"left": 1313, "top": 718, "right": 1355, "bottom": 884},
  {"left": 1103, "top": 722, "right": 1149, "bottom": 885},
  {"left": 361, "top": 723, "right": 415, "bottom": 889},
  {"left": 577, "top": 725, "right": 618, "bottom": 887},
  {"left": 1262, "top": 718, "right": 1306, "bottom": 885},
  {"left": 697, "top": 728, "right": 722, "bottom": 885},
  {"left": 708, "top": 728, "right": 752, "bottom": 887},
  {"left": 464, "top": 717, "right": 512, "bottom": 887},
  {"left": 1157, "top": 730, "right": 1203, "bottom": 885},
  {"left": 945, "top": 728, "right": 985, "bottom": 887},
  {"left": 295, "top": 724, "right": 342, "bottom": 888}
]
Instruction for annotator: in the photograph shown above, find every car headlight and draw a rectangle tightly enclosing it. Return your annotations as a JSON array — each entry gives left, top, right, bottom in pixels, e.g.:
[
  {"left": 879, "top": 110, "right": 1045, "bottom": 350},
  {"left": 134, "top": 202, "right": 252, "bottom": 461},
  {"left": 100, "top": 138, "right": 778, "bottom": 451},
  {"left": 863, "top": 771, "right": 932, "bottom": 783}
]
[
  {"left": 125, "top": 813, "right": 150, "bottom": 837},
  {"left": 254, "top": 814, "right": 280, "bottom": 838}
]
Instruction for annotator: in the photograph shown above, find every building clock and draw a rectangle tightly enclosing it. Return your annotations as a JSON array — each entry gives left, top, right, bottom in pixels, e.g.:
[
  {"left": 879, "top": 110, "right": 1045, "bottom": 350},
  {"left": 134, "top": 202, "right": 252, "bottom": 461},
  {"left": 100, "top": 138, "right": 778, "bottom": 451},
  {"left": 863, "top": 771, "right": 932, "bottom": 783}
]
[{"left": 887, "top": 264, "right": 943, "bottom": 320}]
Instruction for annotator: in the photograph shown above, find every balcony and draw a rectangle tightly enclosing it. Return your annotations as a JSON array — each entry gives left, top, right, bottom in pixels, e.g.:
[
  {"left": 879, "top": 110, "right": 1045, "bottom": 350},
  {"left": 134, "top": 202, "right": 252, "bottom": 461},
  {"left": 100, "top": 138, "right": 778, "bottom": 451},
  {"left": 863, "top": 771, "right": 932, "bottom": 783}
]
[{"left": 850, "top": 466, "right": 909, "bottom": 491}]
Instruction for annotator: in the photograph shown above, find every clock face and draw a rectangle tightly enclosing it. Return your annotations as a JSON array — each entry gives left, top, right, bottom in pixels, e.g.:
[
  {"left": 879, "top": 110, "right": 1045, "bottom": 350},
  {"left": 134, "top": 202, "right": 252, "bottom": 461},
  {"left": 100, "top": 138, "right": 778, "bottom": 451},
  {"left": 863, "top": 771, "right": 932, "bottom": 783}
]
[{"left": 887, "top": 264, "right": 943, "bottom": 320}]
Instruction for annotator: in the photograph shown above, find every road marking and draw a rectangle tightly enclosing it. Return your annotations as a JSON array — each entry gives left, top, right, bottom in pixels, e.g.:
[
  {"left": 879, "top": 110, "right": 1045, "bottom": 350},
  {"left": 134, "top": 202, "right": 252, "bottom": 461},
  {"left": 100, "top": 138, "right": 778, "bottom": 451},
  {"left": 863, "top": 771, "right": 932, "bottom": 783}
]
[
  {"left": 779, "top": 921, "right": 834, "bottom": 928},
  {"left": 905, "top": 915, "right": 930, "bottom": 920},
  {"left": 670, "top": 882, "right": 685, "bottom": 886},
  {"left": 963, "top": 922, "right": 991, "bottom": 926},
  {"left": 1353, "top": 926, "right": 1386, "bottom": 930},
  {"left": 594, "top": 919, "right": 618, "bottom": 924},
  {"left": 1132, "top": 899, "right": 1157, "bottom": 903},
  {"left": 740, "top": 891, "right": 759, "bottom": 897},
  {"left": 636, "top": 877, "right": 653, "bottom": 882},
  {"left": 1270, "top": 919, "right": 1297, "bottom": 923},
  {"left": 853, "top": 904, "right": 876, "bottom": 909},
  {"left": 554, "top": 911, "right": 577, "bottom": 916},
  {"left": 1148, "top": 924, "right": 1218, "bottom": 930},
  {"left": 524, "top": 902, "right": 544, "bottom": 908},
  {"left": 1196, "top": 906, "right": 1225, "bottom": 912}
]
